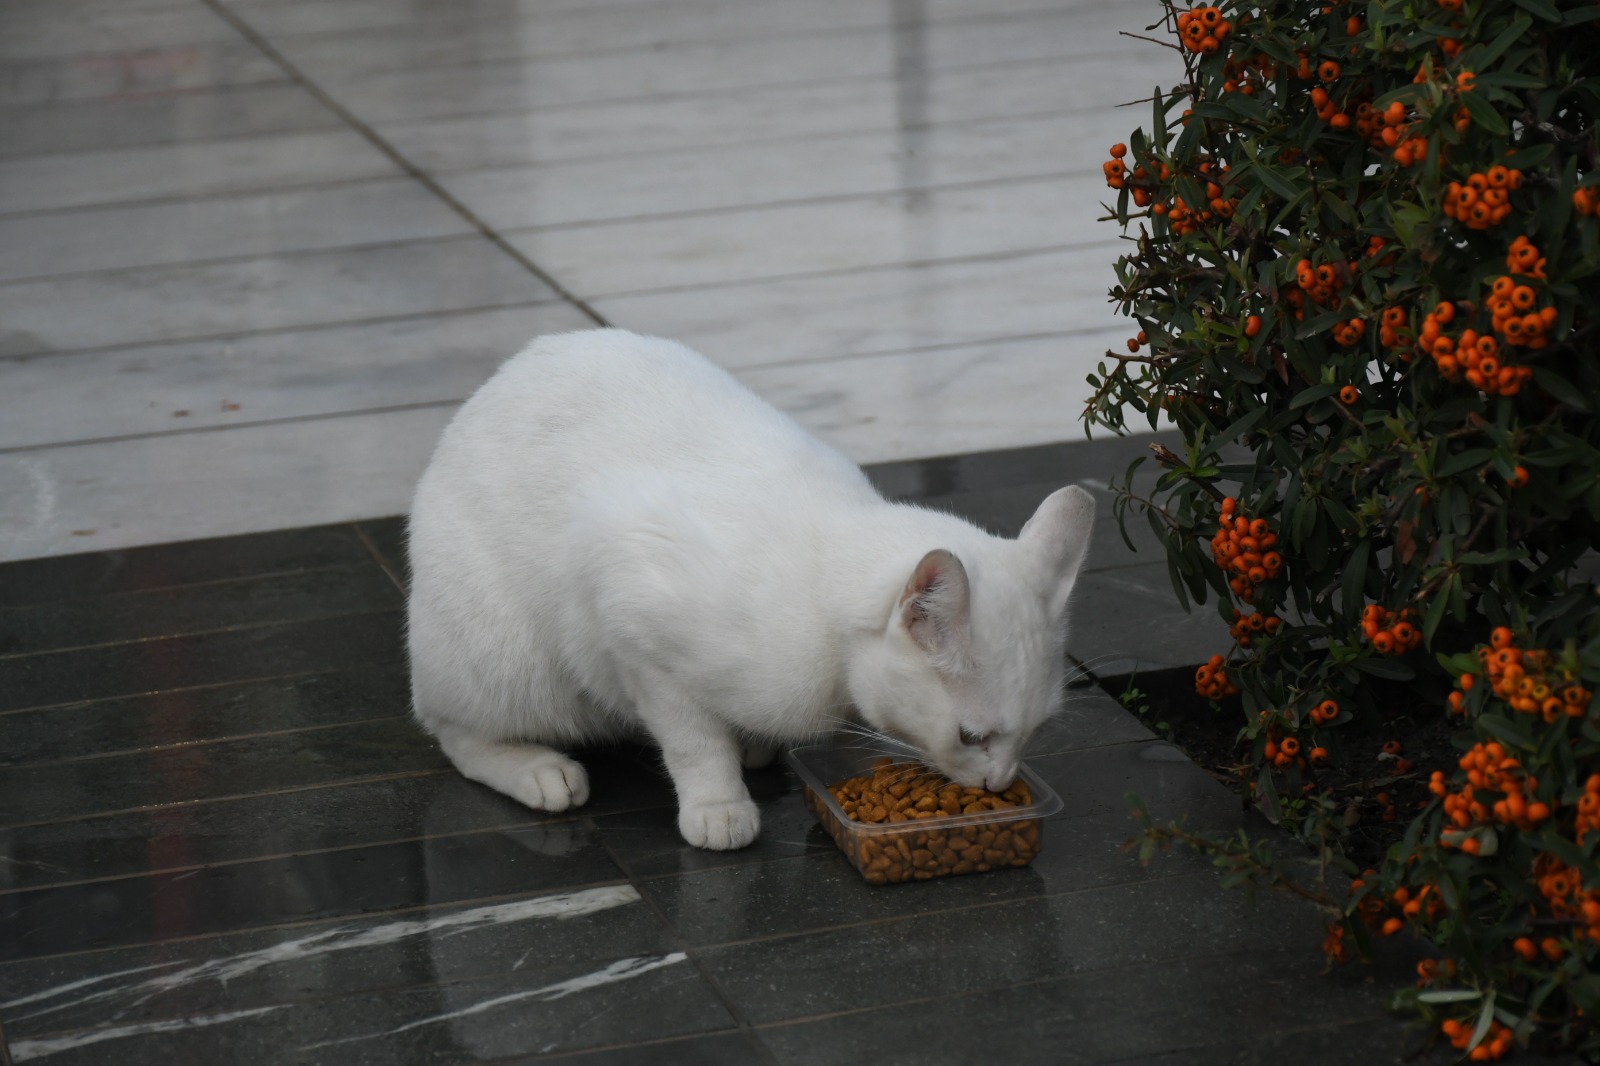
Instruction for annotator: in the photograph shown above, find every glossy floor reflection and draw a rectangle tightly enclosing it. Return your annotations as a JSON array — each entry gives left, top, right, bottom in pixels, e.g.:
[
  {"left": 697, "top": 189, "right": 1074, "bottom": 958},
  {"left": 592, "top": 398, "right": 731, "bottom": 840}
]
[
  {"left": 0, "top": 438, "right": 1441, "bottom": 1065},
  {"left": 1, "top": 0, "right": 1177, "bottom": 562}
]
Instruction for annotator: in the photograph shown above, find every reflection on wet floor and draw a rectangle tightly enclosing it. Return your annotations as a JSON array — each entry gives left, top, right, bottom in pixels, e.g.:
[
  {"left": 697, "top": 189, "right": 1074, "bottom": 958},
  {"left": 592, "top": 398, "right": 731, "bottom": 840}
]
[{"left": 0, "top": 437, "right": 1436, "bottom": 1064}]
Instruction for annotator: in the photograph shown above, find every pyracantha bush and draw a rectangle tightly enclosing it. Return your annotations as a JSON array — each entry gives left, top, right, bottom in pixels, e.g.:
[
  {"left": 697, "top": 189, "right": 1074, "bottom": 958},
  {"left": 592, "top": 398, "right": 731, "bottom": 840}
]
[{"left": 1085, "top": 0, "right": 1600, "bottom": 1057}]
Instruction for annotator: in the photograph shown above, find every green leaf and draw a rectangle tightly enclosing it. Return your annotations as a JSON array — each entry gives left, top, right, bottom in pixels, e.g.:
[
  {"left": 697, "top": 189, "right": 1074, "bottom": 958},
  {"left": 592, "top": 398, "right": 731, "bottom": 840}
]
[
  {"left": 1252, "top": 165, "right": 1300, "bottom": 201},
  {"left": 1418, "top": 990, "right": 1484, "bottom": 1004},
  {"left": 1354, "top": 656, "right": 1416, "bottom": 681},
  {"left": 1510, "top": 0, "right": 1560, "bottom": 21},
  {"left": 1459, "top": 91, "right": 1509, "bottom": 136},
  {"left": 1342, "top": 539, "right": 1370, "bottom": 620},
  {"left": 1531, "top": 367, "right": 1592, "bottom": 411}
]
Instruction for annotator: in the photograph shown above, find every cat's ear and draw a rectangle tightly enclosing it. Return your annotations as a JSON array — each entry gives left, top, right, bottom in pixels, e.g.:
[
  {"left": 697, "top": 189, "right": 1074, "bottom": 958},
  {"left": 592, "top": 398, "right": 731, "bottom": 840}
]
[
  {"left": 1019, "top": 485, "right": 1096, "bottom": 615},
  {"left": 897, "top": 549, "right": 972, "bottom": 668}
]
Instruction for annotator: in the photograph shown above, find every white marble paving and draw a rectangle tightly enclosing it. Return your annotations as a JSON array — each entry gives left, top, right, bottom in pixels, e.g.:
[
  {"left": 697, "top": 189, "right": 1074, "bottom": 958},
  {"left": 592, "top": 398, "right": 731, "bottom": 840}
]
[
  {"left": 591, "top": 246, "right": 1125, "bottom": 371},
  {"left": 502, "top": 176, "right": 1110, "bottom": 297},
  {"left": 0, "top": 178, "right": 473, "bottom": 283},
  {"left": 1, "top": 0, "right": 1173, "bottom": 560},
  {"left": 377, "top": 50, "right": 1140, "bottom": 175},
  {"left": 0, "top": 405, "right": 457, "bottom": 561},
  {"left": 440, "top": 109, "right": 1135, "bottom": 232},
  {"left": 305, "top": 5, "right": 1149, "bottom": 122},
  {"left": 246, "top": 0, "right": 1080, "bottom": 50},
  {"left": 736, "top": 331, "right": 1125, "bottom": 466},
  {"left": 0, "top": 237, "right": 557, "bottom": 357},
  {"left": 0, "top": 305, "right": 592, "bottom": 450}
]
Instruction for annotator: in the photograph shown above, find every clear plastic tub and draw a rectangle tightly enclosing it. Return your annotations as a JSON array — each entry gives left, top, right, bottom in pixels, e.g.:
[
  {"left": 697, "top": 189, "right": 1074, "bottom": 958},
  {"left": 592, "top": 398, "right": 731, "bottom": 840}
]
[{"left": 787, "top": 741, "right": 1063, "bottom": 884}]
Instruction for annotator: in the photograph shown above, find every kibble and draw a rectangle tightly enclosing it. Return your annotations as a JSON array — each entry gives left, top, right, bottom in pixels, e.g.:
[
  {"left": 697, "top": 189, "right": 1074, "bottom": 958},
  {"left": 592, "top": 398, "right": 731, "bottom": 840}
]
[{"left": 805, "top": 758, "right": 1041, "bottom": 884}]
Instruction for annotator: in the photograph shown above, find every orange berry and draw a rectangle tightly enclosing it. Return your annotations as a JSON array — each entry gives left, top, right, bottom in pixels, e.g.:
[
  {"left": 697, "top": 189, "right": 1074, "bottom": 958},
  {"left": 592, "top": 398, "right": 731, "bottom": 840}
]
[
  {"left": 1339, "top": 385, "right": 1359, "bottom": 404},
  {"left": 1319, "top": 60, "right": 1340, "bottom": 83}
]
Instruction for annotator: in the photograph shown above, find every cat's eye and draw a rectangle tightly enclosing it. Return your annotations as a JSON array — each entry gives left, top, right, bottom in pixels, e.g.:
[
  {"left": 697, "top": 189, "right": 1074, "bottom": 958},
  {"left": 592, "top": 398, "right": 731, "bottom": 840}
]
[{"left": 958, "top": 726, "right": 992, "bottom": 748}]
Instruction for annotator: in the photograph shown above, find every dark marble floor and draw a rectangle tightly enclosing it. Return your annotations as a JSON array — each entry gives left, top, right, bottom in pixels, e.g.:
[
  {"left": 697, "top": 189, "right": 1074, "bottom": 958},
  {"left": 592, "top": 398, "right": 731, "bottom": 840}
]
[{"left": 0, "top": 437, "right": 1439, "bottom": 1065}]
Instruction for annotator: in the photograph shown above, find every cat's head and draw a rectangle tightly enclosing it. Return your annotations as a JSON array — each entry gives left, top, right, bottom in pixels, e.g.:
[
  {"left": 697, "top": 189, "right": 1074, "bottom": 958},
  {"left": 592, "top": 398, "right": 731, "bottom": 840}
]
[{"left": 849, "top": 485, "right": 1095, "bottom": 791}]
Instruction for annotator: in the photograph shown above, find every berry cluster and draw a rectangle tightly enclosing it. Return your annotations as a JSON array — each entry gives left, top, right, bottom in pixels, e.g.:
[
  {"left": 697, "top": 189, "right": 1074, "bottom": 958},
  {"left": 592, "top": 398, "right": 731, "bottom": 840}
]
[
  {"left": 1331, "top": 318, "right": 1365, "bottom": 346},
  {"left": 1505, "top": 235, "right": 1546, "bottom": 280},
  {"left": 1194, "top": 653, "right": 1239, "bottom": 700},
  {"left": 1442, "top": 167, "right": 1521, "bottom": 230},
  {"left": 1228, "top": 609, "right": 1280, "bottom": 646},
  {"left": 1574, "top": 186, "right": 1600, "bottom": 216},
  {"left": 1220, "top": 52, "right": 1273, "bottom": 95},
  {"left": 1473, "top": 627, "right": 1593, "bottom": 723},
  {"left": 1377, "top": 306, "right": 1410, "bottom": 352},
  {"left": 1359, "top": 604, "right": 1421, "bottom": 655},
  {"left": 1210, "top": 496, "right": 1282, "bottom": 602},
  {"left": 1486, "top": 275, "right": 1556, "bottom": 350},
  {"left": 1534, "top": 851, "right": 1600, "bottom": 945},
  {"left": 1263, "top": 731, "right": 1303, "bottom": 769},
  {"left": 1578, "top": 773, "right": 1600, "bottom": 845},
  {"left": 1419, "top": 301, "right": 1533, "bottom": 397},
  {"left": 1176, "top": 5, "right": 1232, "bottom": 53},
  {"left": 1285, "top": 258, "right": 1348, "bottom": 320},
  {"left": 1430, "top": 741, "right": 1552, "bottom": 846},
  {"left": 1440, "top": 1018, "right": 1511, "bottom": 1061},
  {"left": 1307, "top": 698, "right": 1339, "bottom": 725}
]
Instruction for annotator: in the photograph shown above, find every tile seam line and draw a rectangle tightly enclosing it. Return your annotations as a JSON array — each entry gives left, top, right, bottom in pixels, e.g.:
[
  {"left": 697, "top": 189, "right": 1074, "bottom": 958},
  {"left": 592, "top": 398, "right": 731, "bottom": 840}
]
[
  {"left": 0, "top": 168, "right": 1119, "bottom": 290},
  {"left": 0, "top": 661, "right": 402, "bottom": 718},
  {"left": 1092, "top": 1014, "right": 1399, "bottom": 1066},
  {"left": 502, "top": 171, "right": 1105, "bottom": 235},
  {"left": 0, "top": 605, "right": 400, "bottom": 662},
  {"left": 738, "top": 944, "right": 1355, "bottom": 1035},
  {"left": 0, "top": 816, "right": 573, "bottom": 899},
  {"left": 0, "top": 876, "right": 638, "bottom": 970},
  {"left": 0, "top": 398, "right": 465, "bottom": 457},
  {"left": 0, "top": 713, "right": 415, "bottom": 773},
  {"left": 0, "top": 73, "right": 299, "bottom": 117},
  {"left": 0, "top": 558, "right": 391, "bottom": 608},
  {"left": 352, "top": 521, "right": 406, "bottom": 595},
  {"left": 0, "top": 769, "right": 454, "bottom": 834},
  {"left": 0, "top": 170, "right": 443, "bottom": 224},
  {"left": 194, "top": 0, "right": 609, "bottom": 329},
  {"left": 662, "top": 867, "right": 1203, "bottom": 955},
  {"left": 587, "top": 822, "right": 785, "bottom": 1066},
  {"left": 0, "top": 228, "right": 531, "bottom": 291},
  {"left": 0, "top": 115, "right": 346, "bottom": 165},
  {"left": 0, "top": 299, "right": 557, "bottom": 366},
  {"left": 572, "top": 236, "right": 1124, "bottom": 303}
]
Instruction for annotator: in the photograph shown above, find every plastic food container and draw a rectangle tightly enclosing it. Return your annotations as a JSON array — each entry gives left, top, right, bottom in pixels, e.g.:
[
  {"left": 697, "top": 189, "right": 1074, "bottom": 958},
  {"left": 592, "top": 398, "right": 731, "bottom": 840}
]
[{"left": 787, "top": 741, "right": 1063, "bottom": 884}]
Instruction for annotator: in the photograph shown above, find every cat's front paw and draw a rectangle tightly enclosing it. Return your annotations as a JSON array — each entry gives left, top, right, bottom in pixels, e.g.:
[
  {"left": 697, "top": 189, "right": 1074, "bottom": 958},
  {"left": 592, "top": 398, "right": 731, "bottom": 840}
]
[
  {"left": 509, "top": 754, "right": 590, "bottom": 812},
  {"left": 678, "top": 799, "right": 761, "bottom": 850}
]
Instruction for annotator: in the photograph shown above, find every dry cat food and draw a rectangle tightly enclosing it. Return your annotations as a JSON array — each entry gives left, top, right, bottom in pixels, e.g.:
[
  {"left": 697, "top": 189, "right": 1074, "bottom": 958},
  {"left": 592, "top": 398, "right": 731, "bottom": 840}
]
[{"left": 801, "top": 757, "right": 1044, "bottom": 884}]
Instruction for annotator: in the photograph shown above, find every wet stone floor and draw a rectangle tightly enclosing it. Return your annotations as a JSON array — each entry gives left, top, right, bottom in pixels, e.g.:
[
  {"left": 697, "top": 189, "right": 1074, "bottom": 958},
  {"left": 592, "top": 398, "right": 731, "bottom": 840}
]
[{"left": 0, "top": 439, "right": 1444, "bottom": 1065}]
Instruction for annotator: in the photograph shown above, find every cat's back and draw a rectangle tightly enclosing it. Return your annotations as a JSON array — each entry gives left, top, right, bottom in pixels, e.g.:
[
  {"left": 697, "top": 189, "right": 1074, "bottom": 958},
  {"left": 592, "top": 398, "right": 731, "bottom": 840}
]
[{"left": 423, "top": 329, "right": 873, "bottom": 506}]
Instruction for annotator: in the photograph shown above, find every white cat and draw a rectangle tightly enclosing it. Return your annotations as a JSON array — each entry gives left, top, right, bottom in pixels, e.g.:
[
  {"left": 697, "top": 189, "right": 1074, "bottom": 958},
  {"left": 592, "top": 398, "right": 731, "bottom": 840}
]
[{"left": 406, "top": 329, "right": 1094, "bottom": 850}]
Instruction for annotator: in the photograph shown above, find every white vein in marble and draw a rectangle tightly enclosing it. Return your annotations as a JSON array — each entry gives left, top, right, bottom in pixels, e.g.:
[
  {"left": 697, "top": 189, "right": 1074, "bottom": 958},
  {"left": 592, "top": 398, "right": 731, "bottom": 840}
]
[
  {"left": 2, "top": 885, "right": 643, "bottom": 1035},
  {"left": 297, "top": 952, "right": 690, "bottom": 1052},
  {"left": 7, "top": 1006, "right": 288, "bottom": 1062}
]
